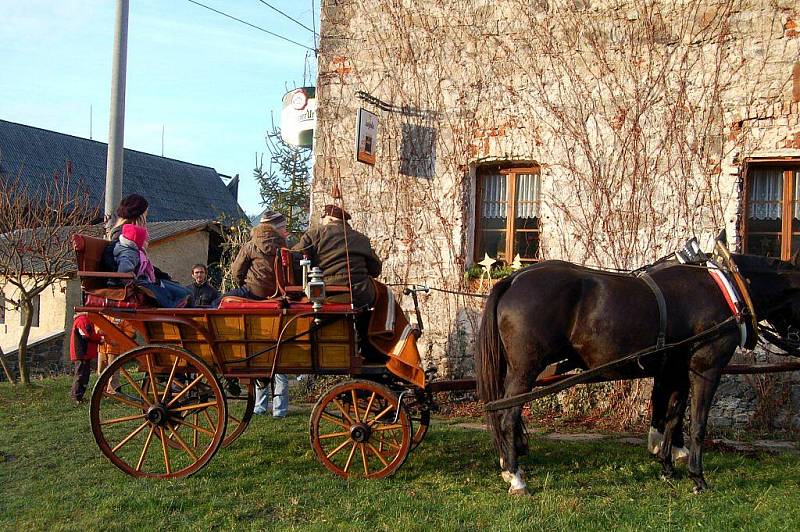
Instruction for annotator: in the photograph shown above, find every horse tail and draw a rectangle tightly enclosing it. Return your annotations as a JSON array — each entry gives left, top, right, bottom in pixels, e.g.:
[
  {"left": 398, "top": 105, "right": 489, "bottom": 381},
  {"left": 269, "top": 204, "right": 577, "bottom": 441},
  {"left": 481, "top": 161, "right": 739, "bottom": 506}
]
[{"left": 475, "top": 273, "right": 515, "bottom": 453}]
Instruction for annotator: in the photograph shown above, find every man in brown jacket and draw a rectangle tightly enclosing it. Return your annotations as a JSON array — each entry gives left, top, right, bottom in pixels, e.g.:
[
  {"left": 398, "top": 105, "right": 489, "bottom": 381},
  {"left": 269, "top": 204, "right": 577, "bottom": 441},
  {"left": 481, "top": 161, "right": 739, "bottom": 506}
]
[
  {"left": 292, "top": 205, "right": 382, "bottom": 309},
  {"left": 220, "top": 211, "right": 288, "bottom": 302}
]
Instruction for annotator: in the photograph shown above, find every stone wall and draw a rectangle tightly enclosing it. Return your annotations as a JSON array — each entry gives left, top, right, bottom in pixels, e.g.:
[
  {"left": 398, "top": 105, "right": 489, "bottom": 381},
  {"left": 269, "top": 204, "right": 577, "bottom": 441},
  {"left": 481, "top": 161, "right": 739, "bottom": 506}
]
[
  {"left": 315, "top": 0, "right": 800, "bottom": 379},
  {"left": 0, "top": 332, "right": 67, "bottom": 382}
]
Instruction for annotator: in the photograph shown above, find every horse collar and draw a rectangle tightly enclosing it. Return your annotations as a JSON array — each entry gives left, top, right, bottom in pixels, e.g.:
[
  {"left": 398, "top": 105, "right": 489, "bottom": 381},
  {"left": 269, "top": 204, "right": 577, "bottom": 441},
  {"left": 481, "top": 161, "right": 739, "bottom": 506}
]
[{"left": 707, "top": 261, "right": 756, "bottom": 349}]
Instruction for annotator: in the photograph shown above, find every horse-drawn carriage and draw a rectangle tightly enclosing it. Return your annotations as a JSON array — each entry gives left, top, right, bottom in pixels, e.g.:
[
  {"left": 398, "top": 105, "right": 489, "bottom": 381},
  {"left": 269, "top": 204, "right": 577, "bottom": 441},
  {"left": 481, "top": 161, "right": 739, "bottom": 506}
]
[
  {"left": 76, "top": 231, "right": 800, "bottom": 494},
  {"left": 74, "top": 233, "right": 433, "bottom": 479}
]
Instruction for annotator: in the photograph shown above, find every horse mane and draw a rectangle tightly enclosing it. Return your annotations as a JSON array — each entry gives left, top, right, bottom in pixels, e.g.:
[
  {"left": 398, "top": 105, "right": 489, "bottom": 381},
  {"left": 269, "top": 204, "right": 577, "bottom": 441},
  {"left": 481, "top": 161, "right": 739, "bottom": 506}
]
[{"left": 733, "top": 253, "right": 797, "bottom": 273}]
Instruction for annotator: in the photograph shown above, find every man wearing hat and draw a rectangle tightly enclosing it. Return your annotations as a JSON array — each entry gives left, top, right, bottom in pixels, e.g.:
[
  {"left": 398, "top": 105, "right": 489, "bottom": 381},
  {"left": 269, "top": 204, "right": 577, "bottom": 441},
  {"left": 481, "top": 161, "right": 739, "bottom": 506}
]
[
  {"left": 218, "top": 210, "right": 288, "bottom": 302},
  {"left": 292, "top": 204, "right": 382, "bottom": 309}
]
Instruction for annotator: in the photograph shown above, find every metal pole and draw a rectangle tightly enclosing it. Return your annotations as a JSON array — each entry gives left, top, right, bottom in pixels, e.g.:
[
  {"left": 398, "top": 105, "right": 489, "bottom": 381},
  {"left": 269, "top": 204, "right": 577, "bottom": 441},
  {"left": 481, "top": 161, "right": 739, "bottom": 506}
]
[{"left": 104, "top": 0, "right": 129, "bottom": 236}]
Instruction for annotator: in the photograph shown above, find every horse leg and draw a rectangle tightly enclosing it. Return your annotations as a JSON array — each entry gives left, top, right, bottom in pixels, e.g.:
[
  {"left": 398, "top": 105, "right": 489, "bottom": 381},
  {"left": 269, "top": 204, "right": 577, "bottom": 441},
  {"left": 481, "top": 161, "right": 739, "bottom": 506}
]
[
  {"left": 499, "top": 375, "right": 536, "bottom": 495},
  {"left": 686, "top": 335, "right": 736, "bottom": 493},
  {"left": 656, "top": 374, "right": 689, "bottom": 479},
  {"left": 649, "top": 369, "right": 690, "bottom": 466}
]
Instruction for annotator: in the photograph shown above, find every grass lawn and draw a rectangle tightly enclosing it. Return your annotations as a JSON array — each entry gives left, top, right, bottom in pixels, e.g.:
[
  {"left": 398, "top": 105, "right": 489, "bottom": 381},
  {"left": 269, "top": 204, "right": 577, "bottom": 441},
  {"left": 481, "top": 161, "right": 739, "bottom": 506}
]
[{"left": 2, "top": 376, "right": 800, "bottom": 531}]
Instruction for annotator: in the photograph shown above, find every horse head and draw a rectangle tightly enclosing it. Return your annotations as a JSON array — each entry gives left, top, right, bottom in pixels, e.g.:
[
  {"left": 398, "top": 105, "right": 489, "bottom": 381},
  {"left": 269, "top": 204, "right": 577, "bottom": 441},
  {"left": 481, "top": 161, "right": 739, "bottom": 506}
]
[{"left": 733, "top": 253, "right": 800, "bottom": 347}]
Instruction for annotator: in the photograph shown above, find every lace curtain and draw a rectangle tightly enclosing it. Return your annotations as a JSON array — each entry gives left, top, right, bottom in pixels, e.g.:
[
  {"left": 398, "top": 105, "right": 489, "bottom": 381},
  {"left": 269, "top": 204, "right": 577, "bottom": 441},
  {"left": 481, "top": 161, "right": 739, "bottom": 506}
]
[
  {"left": 748, "top": 168, "right": 783, "bottom": 220},
  {"left": 481, "top": 172, "right": 540, "bottom": 219}
]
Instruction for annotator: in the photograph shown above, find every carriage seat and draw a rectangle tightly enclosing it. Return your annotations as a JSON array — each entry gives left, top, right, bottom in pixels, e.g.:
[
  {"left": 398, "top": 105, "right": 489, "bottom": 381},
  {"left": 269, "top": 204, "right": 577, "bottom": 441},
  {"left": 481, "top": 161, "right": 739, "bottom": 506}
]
[
  {"left": 217, "top": 296, "right": 353, "bottom": 313},
  {"left": 72, "top": 234, "right": 152, "bottom": 308},
  {"left": 274, "top": 248, "right": 354, "bottom": 300}
]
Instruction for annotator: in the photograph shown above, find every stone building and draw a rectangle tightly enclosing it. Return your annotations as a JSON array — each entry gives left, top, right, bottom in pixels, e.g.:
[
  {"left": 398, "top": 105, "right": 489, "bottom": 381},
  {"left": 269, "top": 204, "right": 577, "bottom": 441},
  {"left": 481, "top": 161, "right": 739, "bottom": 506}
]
[{"left": 312, "top": 0, "right": 800, "bottom": 425}]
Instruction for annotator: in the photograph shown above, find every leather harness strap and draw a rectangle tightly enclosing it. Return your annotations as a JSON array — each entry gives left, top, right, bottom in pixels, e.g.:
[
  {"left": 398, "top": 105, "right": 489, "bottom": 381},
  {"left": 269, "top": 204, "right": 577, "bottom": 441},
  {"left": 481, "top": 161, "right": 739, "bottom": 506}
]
[{"left": 638, "top": 272, "right": 667, "bottom": 349}]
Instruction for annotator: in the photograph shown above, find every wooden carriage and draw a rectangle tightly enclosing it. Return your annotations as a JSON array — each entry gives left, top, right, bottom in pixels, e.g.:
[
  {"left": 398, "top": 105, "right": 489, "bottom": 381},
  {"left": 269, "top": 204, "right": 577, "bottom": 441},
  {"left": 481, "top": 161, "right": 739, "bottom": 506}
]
[{"left": 73, "top": 234, "right": 430, "bottom": 479}]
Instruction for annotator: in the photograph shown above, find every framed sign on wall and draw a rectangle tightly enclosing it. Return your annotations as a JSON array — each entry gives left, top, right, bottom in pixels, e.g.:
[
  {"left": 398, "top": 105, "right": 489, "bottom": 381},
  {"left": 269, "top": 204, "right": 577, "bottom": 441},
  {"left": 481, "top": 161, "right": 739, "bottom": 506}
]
[{"left": 355, "top": 108, "right": 378, "bottom": 165}]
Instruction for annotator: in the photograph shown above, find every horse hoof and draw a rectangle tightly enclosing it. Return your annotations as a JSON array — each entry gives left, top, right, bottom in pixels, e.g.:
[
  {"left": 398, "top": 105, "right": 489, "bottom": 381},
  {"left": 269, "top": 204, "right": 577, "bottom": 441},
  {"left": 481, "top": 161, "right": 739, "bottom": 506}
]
[
  {"left": 672, "top": 447, "right": 689, "bottom": 465},
  {"left": 501, "top": 471, "right": 514, "bottom": 483},
  {"left": 508, "top": 487, "right": 530, "bottom": 496}
]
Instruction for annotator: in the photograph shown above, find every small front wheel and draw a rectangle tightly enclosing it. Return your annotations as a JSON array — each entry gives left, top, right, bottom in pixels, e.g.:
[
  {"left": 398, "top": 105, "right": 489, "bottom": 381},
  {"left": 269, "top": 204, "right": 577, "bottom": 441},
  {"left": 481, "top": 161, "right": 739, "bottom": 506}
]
[
  {"left": 90, "top": 345, "right": 227, "bottom": 479},
  {"left": 309, "top": 380, "right": 412, "bottom": 479}
]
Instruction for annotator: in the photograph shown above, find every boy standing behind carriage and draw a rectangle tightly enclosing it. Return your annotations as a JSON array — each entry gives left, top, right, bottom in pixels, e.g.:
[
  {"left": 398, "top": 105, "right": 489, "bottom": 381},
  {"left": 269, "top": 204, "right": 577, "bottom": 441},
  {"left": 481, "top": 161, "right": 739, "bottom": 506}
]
[{"left": 69, "top": 313, "right": 104, "bottom": 404}]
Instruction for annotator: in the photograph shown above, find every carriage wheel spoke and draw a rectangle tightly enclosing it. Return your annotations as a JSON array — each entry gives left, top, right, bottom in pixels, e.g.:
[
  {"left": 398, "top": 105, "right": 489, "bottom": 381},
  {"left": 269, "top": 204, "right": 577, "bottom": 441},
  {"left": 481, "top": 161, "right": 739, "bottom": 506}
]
[
  {"left": 321, "top": 412, "right": 348, "bottom": 429},
  {"left": 120, "top": 367, "right": 152, "bottom": 407},
  {"left": 319, "top": 430, "right": 350, "bottom": 440},
  {"left": 371, "top": 423, "right": 404, "bottom": 432},
  {"left": 162, "top": 356, "right": 180, "bottom": 402},
  {"left": 145, "top": 354, "right": 159, "bottom": 403},
  {"left": 370, "top": 434, "right": 401, "bottom": 450},
  {"left": 192, "top": 412, "right": 199, "bottom": 447},
  {"left": 104, "top": 390, "right": 145, "bottom": 409},
  {"left": 111, "top": 421, "right": 149, "bottom": 453},
  {"left": 136, "top": 426, "right": 156, "bottom": 471},
  {"left": 351, "top": 390, "right": 360, "bottom": 422},
  {"left": 363, "top": 392, "right": 376, "bottom": 421},
  {"left": 166, "top": 374, "right": 205, "bottom": 407},
  {"left": 167, "top": 422, "right": 198, "bottom": 461},
  {"left": 343, "top": 442, "right": 358, "bottom": 472},
  {"left": 203, "top": 408, "right": 217, "bottom": 431},
  {"left": 326, "top": 437, "right": 353, "bottom": 460},
  {"left": 228, "top": 414, "right": 241, "bottom": 424},
  {"left": 366, "top": 443, "right": 389, "bottom": 467},
  {"left": 360, "top": 443, "right": 369, "bottom": 475},
  {"left": 332, "top": 399, "right": 355, "bottom": 425},
  {"left": 170, "top": 401, "right": 218, "bottom": 413},
  {"left": 368, "top": 405, "right": 394, "bottom": 426},
  {"left": 101, "top": 413, "right": 146, "bottom": 426},
  {"left": 170, "top": 415, "right": 216, "bottom": 437},
  {"left": 158, "top": 427, "right": 171, "bottom": 475}
]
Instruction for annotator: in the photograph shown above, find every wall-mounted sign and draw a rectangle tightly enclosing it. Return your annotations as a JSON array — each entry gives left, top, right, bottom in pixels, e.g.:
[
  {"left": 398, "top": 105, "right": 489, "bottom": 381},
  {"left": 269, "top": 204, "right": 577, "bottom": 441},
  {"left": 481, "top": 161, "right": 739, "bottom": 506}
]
[
  {"left": 280, "top": 87, "right": 316, "bottom": 148},
  {"left": 355, "top": 108, "right": 378, "bottom": 165}
]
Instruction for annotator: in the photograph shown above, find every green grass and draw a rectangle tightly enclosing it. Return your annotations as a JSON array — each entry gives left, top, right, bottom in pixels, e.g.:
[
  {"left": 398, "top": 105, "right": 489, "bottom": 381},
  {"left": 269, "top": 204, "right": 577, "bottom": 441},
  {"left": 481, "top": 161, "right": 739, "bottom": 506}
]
[{"left": 2, "top": 376, "right": 800, "bottom": 531}]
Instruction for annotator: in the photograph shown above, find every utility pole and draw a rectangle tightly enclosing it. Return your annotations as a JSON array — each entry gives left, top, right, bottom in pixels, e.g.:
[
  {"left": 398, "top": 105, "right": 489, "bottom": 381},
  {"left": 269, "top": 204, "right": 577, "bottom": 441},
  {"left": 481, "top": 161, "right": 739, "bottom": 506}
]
[{"left": 104, "top": 0, "right": 129, "bottom": 235}]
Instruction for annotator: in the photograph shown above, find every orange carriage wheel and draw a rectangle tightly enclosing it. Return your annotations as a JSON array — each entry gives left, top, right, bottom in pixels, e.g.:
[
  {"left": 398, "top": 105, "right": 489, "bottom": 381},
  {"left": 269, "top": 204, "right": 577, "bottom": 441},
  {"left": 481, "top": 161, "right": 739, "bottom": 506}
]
[
  {"left": 409, "top": 408, "right": 431, "bottom": 451},
  {"left": 220, "top": 378, "right": 255, "bottom": 448},
  {"left": 309, "top": 380, "right": 412, "bottom": 479},
  {"left": 90, "top": 345, "right": 227, "bottom": 479}
]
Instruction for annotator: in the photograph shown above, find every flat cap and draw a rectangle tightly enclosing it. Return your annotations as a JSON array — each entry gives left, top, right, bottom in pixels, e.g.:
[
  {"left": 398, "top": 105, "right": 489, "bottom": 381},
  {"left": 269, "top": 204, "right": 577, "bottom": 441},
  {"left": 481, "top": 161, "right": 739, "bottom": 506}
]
[{"left": 323, "top": 204, "right": 351, "bottom": 221}]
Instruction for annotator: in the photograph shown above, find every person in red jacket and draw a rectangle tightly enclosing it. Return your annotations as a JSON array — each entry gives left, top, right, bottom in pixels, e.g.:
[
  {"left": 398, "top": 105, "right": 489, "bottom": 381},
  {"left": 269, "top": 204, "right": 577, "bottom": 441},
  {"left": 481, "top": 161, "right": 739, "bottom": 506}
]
[{"left": 70, "top": 313, "right": 104, "bottom": 403}]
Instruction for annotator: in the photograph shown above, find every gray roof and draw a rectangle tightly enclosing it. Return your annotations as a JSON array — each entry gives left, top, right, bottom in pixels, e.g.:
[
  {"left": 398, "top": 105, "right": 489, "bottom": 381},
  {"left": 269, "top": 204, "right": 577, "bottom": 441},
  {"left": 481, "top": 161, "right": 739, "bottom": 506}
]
[{"left": 0, "top": 119, "right": 245, "bottom": 223}]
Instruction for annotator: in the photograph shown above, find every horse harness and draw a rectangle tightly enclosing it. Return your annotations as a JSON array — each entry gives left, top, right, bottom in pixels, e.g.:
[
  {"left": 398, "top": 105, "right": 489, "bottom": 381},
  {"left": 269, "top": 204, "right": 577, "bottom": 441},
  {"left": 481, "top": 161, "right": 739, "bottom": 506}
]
[{"left": 637, "top": 238, "right": 759, "bottom": 352}]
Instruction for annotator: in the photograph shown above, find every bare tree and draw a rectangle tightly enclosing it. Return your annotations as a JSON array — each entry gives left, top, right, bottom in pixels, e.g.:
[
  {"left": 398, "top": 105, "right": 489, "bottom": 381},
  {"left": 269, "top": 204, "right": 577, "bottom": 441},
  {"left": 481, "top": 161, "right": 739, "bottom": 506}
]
[{"left": 0, "top": 171, "right": 97, "bottom": 384}]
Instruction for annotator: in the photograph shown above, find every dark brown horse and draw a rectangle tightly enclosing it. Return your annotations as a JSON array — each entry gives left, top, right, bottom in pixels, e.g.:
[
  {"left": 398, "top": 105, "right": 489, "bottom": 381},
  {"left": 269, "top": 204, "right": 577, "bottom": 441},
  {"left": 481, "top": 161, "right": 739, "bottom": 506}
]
[{"left": 475, "top": 253, "right": 800, "bottom": 494}]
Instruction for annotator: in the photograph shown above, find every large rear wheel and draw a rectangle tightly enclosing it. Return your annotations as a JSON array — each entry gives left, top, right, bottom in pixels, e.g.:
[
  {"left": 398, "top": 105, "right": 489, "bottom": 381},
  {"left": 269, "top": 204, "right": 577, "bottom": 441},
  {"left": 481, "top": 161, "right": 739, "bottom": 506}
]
[
  {"left": 309, "top": 380, "right": 411, "bottom": 479},
  {"left": 90, "top": 345, "right": 227, "bottom": 479}
]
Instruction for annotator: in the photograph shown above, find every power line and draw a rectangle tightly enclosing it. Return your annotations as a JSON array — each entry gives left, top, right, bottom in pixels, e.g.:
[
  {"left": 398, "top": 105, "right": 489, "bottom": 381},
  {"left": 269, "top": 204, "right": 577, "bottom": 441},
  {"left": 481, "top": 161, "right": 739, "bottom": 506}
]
[
  {"left": 257, "top": 0, "right": 318, "bottom": 36},
  {"left": 311, "top": 0, "right": 318, "bottom": 53},
  {"left": 187, "top": 0, "right": 316, "bottom": 52}
]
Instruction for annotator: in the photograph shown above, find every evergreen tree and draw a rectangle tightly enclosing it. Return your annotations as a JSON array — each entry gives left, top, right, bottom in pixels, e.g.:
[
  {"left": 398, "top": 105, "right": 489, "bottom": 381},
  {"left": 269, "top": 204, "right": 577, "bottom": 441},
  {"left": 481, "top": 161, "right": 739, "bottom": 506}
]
[{"left": 254, "top": 123, "right": 312, "bottom": 237}]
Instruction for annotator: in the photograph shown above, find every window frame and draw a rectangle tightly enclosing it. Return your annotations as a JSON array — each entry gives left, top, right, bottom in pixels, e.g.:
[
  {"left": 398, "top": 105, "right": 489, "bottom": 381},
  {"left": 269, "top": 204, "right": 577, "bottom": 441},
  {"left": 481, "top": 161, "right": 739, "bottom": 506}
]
[
  {"left": 474, "top": 164, "right": 542, "bottom": 265},
  {"left": 742, "top": 158, "right": 800, "bottom": 260}
]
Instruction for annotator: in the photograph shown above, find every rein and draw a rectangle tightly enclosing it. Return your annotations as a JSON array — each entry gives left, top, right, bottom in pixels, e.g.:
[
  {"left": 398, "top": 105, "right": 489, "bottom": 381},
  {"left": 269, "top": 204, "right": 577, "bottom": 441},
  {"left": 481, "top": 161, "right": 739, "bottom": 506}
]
[{"left": 485, "top": 316, "right": 738, "bottom": 412}]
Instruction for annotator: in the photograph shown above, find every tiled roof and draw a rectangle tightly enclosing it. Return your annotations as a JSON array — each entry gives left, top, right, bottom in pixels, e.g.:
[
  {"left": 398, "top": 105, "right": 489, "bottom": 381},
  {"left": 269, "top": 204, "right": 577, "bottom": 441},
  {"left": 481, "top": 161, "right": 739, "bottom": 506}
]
[{"left": 0, "top": 119, "right": 245, "bottom": 222}]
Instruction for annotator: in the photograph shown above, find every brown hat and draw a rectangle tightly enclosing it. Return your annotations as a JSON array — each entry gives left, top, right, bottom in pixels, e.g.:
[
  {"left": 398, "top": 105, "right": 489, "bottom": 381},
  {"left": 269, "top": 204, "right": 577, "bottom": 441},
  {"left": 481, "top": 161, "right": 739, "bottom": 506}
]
[
  {"left": 322, "top": 204, "right": 351, "bottom": 221},
  {"left": 259, "top": 210, "right": 286, "bottom": 225},
  {"left": 116, "top": 194, "right": 149, "bottom": 220}
]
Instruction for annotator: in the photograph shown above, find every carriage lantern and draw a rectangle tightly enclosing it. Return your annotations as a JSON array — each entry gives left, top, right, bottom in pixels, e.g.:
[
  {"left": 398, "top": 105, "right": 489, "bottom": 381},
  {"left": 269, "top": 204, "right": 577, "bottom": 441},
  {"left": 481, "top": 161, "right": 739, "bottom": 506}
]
[{"left": 306, "top": 267, "right": 326, "bottom": 315}]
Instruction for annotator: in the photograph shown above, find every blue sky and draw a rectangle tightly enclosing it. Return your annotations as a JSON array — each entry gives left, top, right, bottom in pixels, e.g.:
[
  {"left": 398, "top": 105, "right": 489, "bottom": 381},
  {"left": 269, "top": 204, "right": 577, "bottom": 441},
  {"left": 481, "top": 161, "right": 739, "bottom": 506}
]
[{"left": 0, "top": 0, "right": 318, "bottom": 216}]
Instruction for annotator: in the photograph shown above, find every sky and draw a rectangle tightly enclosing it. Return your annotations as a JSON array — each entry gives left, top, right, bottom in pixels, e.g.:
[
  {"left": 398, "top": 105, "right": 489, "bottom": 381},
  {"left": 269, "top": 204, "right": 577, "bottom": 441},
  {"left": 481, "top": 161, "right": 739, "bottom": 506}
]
[{"left": 0, "top": 0, "right": 318, "bottom": 216}]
